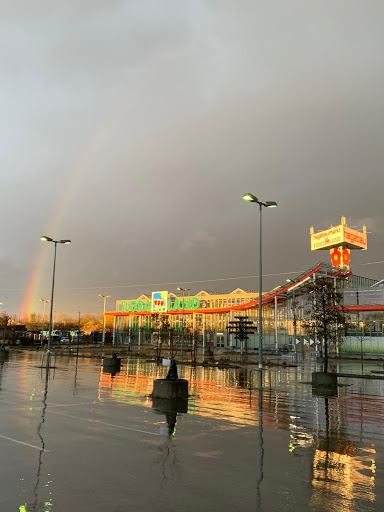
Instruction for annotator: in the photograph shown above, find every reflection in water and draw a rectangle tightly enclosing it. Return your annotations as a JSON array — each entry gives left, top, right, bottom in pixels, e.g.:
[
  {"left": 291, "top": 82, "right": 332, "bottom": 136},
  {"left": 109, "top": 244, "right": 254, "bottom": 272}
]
[
  {"left": 20, "top": 369, "right": 53, "bottom": 512},
  {"left": 95, "top": 358, "right": 384, "bottom": 509},
  {"left": 152, "top": 398, "right": 187, "bottom": 484},
  {"left": 0, "top": 361, "right": 4, "bottom": 388},
  {"left": 255, "top": 386, "right": 264, "bottom": 511},
  {"left": 310, "top": 397, "right": 376, "bottom": 510},
  {"left": 2, "top": 354, "right": 384, "bottom": 511}
]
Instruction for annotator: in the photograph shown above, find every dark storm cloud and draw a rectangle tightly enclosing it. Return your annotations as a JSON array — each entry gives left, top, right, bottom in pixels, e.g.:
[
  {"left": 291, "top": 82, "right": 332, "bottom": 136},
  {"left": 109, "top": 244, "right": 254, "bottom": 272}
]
[{"left": 1, "top": 0, "right": 383, "bottom": 314}]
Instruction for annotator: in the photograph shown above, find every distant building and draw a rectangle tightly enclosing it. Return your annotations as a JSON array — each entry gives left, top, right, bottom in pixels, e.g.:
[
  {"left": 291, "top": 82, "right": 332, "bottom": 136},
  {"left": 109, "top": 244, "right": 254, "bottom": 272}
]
[{"left": 106, "top": 263, "right": 384, "bottom": 355}]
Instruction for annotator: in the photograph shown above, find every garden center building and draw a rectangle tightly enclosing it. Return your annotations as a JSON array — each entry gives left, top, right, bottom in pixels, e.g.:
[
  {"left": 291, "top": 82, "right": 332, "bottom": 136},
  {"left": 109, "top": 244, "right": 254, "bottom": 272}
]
[{"left": 106, "top": 263, "right": 384, "bottom": 355}]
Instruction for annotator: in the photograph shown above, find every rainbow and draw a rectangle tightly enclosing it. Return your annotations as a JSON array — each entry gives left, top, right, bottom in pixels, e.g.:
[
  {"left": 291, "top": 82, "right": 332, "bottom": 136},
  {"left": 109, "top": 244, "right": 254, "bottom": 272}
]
[{"left": 20, "top": 105, "right": 123, "bottom": 317}]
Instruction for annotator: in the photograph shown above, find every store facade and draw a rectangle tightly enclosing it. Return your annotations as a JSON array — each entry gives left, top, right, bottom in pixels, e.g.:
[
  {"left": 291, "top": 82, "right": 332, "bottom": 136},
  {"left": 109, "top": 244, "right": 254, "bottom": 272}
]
[{"left": 106, "top": 264, "right": 384, "bottom": 355}]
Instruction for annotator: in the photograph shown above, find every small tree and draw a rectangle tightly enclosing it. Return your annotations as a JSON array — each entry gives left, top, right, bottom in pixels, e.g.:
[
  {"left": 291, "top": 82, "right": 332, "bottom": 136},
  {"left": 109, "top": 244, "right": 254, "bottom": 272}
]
[
  {"left": 303, "top": 276, "right": 347, "bottom": 373},
  {"left": 152, "top": 315, "right": 172, "bottom": 361},
  {"left": 1, "top": 313, "right": 11, "bottom": 342}
]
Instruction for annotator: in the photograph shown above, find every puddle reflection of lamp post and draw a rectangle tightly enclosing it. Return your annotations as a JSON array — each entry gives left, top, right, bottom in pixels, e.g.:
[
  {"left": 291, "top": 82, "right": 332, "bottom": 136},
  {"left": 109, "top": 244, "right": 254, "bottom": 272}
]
[
  {"left": 242, "top": 194, "right": 277, "bottom": 373},
  {"left": 40, "top": 236, "right": 71, "bottom": 369},
  {"left": 98, "top": 294, "right": 111, "bottom": 347}
]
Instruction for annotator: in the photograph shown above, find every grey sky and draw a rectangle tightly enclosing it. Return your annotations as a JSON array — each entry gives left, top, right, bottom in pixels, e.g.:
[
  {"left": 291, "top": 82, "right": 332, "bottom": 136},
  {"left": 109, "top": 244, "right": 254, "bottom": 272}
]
[{"left": 1, "top": 1, "right": 383, "bottom": 315}]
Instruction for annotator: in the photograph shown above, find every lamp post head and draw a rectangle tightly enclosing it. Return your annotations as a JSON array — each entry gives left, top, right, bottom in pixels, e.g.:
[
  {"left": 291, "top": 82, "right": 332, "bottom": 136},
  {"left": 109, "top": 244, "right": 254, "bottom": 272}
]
[
  {"left": 40, "top": 236, "right": 71, "bottom": 244},
  {"left": 286, "top": 279, "right": 294, "bottom": 283},
  {"left": 265, "top": 201, "right": 278, "bottom": 208},
  {"left": 98, "top": 294, "right": 111, "bottom": 298},
  {"left": 242, "top": 193, "right": 258, "bottom": 203}
]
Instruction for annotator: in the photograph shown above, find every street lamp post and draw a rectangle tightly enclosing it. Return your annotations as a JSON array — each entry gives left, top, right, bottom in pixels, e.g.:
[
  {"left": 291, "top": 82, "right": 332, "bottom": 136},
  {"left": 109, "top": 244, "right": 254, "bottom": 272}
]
[
  {"left": 40, "top": 236, "right": 71, "bottom": 369},
  {"left": 242, "top": 194, "right": 277, "bottom": 371},
  {"left": 286, "top": 280, "right": 298, "bottom": 359},
  {"left": 76, "top": 310, "right": 81, "bottom": 359},
  {"left": 39, "top": 299, "right": 50, "bottom": 346},
  {"left": 177, "top": 287, "right": 190, "bottom": 364},
  {"left": 98, "top": 294, "right": 111, "bottom": 347}
]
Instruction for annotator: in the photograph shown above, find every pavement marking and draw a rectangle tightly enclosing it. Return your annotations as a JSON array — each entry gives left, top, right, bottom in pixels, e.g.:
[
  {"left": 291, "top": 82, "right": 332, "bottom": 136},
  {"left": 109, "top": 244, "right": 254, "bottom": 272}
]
[
  {"left": 49, "top": 410, "right": 160, "bottom": 436},
  {"left": 47, "top": 402, "right": 96, "bottom": 409},
  {"left": 0, "top": 434, "right": 50, "bottom": 452},
  {"left": 0, "top": 399, "right": 95, "bottom": 410}
]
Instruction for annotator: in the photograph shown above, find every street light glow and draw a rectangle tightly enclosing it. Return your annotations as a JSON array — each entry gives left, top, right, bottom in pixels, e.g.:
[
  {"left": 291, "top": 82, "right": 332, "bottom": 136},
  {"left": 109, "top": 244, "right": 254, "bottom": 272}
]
[
  {"left": 40, "top": 236, "right": 53, "bottom": 242},
  {"left": 242, "top": 193, "right": 258, "bottom": 202},
  {"left": 60, "top": 240, "right": 71, "bottom": 244},
  {"left": 265, "top": 201, "right": 278, "bottom": 208}
]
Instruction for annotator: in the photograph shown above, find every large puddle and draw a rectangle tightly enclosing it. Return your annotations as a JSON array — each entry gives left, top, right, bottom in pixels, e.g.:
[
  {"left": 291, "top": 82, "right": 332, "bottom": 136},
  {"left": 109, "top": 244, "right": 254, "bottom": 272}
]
[{"left": 1, "top": 352, "right": 383, "bottom": 511}]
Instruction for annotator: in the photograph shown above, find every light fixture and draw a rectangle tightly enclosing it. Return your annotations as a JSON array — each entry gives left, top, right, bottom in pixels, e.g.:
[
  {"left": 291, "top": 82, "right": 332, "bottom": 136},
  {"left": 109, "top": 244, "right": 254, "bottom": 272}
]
[
  {"left": 40, "top": 236, "right": 71, "bottom": 369},
  {"left": 243, "top": 193, "right": 278, "bottom": 371},
  {"left": 99, "top": 294, "right": 112, "bottom": 347}
]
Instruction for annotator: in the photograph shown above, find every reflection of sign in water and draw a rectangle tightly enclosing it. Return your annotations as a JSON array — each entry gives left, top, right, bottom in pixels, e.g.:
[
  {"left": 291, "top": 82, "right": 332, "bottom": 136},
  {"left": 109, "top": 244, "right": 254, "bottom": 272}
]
[
  {"left": 311, "top": 447, "right": 376, "bottom": 507},
  {"left": 151, "top": 291, "right": 168, "bottom": 313}
]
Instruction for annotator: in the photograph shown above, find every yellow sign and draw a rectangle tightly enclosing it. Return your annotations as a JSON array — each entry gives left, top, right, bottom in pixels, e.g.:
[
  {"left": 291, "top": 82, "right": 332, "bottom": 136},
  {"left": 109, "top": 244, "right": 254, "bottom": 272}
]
[
  {"left": 311, "top": 220, "right": 367, "bottom": 251},
  {"left": 311, "top": 225, "right": 343, "bottom": 250},
  {"left": 151, "top": 291, "right": 168, "bottom": 313}
]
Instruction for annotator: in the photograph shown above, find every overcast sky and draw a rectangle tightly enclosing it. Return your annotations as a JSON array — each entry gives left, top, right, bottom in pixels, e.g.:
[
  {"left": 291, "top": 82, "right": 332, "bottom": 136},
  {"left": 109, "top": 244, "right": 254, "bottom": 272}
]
[{"left": 1, "top": 1, "right": 383, "bottom": 316}]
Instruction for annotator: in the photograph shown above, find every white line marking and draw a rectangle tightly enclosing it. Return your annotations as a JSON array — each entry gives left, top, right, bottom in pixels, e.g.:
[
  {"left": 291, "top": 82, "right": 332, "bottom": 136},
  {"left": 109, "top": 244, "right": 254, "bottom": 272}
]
[
  {"left": 0, "top": 399, "right": 29, "bottom": 407},
  {"left": 50, "top": 411, "right": 160, "bottom": 436},
  {"left": 0, "top": 434, "right": 50, "bottom": 452},
  {"left": 47, "top": 402, "right": 95, "bottom": 409},
  {"left": 0, "top": 399, "right": 95, "bottom": 410}
]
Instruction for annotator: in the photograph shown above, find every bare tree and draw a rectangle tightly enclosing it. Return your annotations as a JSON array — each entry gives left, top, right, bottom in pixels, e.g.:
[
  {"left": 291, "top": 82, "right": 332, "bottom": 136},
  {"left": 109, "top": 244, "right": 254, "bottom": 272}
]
[
  {"left": 1, "top": 313, "right": 11, "bottom": 342},
  {"left": 303, "top": 277, "right": 347, "bottom": 373}
]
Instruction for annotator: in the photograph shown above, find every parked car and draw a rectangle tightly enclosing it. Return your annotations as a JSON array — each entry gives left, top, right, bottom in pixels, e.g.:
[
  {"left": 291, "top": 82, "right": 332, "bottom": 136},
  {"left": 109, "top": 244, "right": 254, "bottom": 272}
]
[{"left": 60, "top": 337, "right": 71, "bottom": 343}]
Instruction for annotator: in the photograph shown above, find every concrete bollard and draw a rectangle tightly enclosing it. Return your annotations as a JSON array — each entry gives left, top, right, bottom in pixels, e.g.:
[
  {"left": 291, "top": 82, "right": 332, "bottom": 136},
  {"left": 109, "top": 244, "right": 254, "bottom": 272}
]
[
  {"left": 0, "top": 352, "right": 9, "bottom": 362},
  {"left": 103, "top": 357, "right": 121, "bottom": 371},
  {"left": 312, "top": 371, "right": 337, "bottom": 389},
  {"left": 152, "top": 379, "right": 188, "bottom": 399}
]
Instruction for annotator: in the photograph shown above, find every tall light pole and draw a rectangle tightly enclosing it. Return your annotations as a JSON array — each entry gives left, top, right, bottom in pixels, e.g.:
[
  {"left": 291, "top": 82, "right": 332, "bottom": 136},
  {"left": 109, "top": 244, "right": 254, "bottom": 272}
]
[
  {"left": 39, "top": 298, "right": 50, "bottom": 345},
  {"left": 98, "top": 294, "right": 111, "bottom": 347},
  {"left": 76, "top": 310, "right": 81, "bottom": 359},
  {"left": 242, "top": 194, "right": 277, "bottom": 370},
  {"left": 177, "top": 287, "right": 190, "bottom": 364},
  {"left": 40, "top": 236, "right": 71, "bottom": 369},
  {"left": 0, "top": 302, "right": 2, "bottom": 313},
  {"left": 286, "top": 280, "right": 298, "bottom": 359}
]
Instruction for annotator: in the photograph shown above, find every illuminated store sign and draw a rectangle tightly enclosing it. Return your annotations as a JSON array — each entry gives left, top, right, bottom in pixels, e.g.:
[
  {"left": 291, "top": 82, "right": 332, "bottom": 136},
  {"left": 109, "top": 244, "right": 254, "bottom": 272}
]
[
  {"left": 120, "top": 293, "right": 201, "bottom": 313},
  {"left": 311, "top": 225, "right": 343, "bottom": 250},
  {"left": 311, "top": 224, "right": 367, "bottom": 251},
  {"left": 151, "top": 291, "right": 168, "bottom": 313}
]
